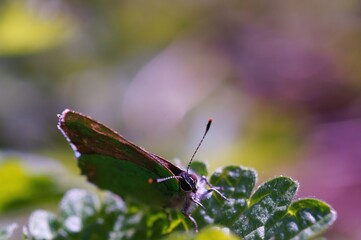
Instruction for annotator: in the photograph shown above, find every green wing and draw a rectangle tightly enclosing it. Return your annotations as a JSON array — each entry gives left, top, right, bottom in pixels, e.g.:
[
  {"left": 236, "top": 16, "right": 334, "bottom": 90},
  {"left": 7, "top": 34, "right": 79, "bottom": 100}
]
[{"left": 58, "top": 109, "right": 181, "bottom": 207}]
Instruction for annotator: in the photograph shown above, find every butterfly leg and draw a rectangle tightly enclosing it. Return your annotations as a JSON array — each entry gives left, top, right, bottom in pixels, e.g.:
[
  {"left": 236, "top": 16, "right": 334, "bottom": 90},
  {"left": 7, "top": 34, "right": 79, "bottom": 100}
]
[
  {"left": 191, "top": 197, "right": 206, "bottom": 209},
  {"left": 182, "top": 209, "right": 199, "bottom": 232},
  {"left": 200, "top": 176, "right": 228, "bottom": 201},
  {"left": 182, "top": 199, "right": 199, "bottom": 232}
]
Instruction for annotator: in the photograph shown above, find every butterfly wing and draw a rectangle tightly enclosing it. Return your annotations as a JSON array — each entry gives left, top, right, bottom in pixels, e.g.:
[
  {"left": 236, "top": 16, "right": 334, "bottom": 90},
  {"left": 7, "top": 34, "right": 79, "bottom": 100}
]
[{"left": 58, "top": 109, "right": 182, "bottom": 207}]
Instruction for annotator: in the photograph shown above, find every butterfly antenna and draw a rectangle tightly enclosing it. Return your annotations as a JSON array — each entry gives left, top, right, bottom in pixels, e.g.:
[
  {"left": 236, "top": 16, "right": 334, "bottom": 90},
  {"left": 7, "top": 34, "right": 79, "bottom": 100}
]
[
  {"left": 186, "top": 118, "right": 212, "bottom": 173},
  {"left": 148, "top": 175, "right": 180, "bottom": 184}
]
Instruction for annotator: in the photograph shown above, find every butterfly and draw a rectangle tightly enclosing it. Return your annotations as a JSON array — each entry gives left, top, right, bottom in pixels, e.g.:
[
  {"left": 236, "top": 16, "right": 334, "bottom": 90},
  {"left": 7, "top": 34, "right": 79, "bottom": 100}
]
[{"left": 57, "top": 109, "right": 227, "bottom": 232}]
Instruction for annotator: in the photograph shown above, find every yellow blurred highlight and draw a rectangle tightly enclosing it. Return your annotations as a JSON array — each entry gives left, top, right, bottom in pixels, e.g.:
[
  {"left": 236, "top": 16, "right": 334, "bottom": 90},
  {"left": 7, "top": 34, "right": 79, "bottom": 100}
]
[
  {"left": 211, "top": 106, "right": 302, "bottom": 180},
  {"left": 0, "top": 161, "right": 30, "bottom": 211},
  {"left": 0, "top": 1, "right": 72, "bottom": 55},
  {"left": 196, "top": 227, "right": 240, "bottom": 240}
]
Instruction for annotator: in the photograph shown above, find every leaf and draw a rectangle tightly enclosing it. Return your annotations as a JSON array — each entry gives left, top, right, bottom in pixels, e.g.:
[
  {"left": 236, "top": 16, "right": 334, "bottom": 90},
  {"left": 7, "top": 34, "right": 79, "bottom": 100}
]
[
  {"left": 193, "top": 166, "right": 257, "bottom": 228},
  {"left": 194, "top": 166, "right": 336, "bottom": 240},
  {"left": 26, "top": 210, "right": 58, "bottom": 239},
  {"left": 22, "top": 166, "right": 336, "bottom": 240},
  {"left": 190, "top": 161, "right": 208, "bottom": 177},
  {"left": 58, "top": 188, "right": 100, "bottom": 224},
  {"left": 265, "top": 199, "right": 337, "bottom": 240},
  {"left": 0, "top": 223, "right": 17, "bottom": 240},
  {"left": 234, "top": 177, "right": 298, "bottom": 238},
  {"left": 23, "top": 189, "right": 154, "bottom": 240}
]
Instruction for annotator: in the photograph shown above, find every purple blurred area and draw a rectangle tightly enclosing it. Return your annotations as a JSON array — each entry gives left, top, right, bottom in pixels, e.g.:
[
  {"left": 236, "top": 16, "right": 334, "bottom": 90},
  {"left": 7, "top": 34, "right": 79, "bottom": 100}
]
[
  {"left": 227, "top": 26, "right": 356, "bottom": 116},
  {"left": 1, "top": 0, "right": 361, "bottom": 238},
  {"left": 293, "top": 119, "right": 361, "bottom": 239}
]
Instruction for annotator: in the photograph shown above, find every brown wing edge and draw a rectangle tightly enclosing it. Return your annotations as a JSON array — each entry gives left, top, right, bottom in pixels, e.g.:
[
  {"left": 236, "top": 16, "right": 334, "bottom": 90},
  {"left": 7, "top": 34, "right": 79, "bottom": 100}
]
[{"left": 57, "top": 109, "right": 184, "bottom": 176}]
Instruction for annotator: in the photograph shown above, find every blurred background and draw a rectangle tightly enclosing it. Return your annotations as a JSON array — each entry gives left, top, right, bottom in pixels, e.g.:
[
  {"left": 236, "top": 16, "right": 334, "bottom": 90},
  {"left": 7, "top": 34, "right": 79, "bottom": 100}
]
[{"left": 1, "top": 0, "right": 360, "bottom": 239}]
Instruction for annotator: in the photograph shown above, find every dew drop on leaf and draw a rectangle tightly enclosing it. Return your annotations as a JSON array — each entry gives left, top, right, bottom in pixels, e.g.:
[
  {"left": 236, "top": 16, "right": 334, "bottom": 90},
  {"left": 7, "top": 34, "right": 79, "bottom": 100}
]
[
  {"left": 300, "top": 210, "right": 316, "bottom": 224},
  {"left": 204, "top": 215, "right": 215, "bottom": 224},
  {"left": 286, "top": 221, "right": 299, "bottom": 234},
  {"left": 64, "top": 216, "right": 82, "bottom": 233}
]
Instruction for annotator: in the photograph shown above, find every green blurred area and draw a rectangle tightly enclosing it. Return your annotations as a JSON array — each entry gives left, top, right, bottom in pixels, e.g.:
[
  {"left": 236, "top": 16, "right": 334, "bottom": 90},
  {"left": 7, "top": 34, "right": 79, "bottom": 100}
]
[
  {"left": 0, "top": 160, "right": 54, "bottom": 211},
  {"left": 1, "top": 0, "right": 361, "bottom": 239},
  {"left": 0, "top": 153, "right": 69, "bottom": 212}
]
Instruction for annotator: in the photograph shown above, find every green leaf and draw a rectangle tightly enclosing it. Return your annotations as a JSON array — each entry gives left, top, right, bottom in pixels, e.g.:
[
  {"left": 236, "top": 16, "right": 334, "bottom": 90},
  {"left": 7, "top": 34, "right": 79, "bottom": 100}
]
[
  {"left": 194, "top": 166, "right": 336, "bottom": 240},
  {"left": 190, "top": 161, "right": 208, "bottom": 177},
  {"left": 25, "top": 210, "right": 58, "bottom": 239},
  {"left": 58, "top": 188, "right": 100, "bottom": 224},
  {"left": 23, "top": 189, "right": 149, "bottom": 240},
  {"left": 193, "top": 166, "right": 257, "bottom": 228},
  {"left": 0, "top": 223, "right": 17, "bottom": 240},
  {"left": 22, "top": 166, "right": 336, "bottom": 240},
  {"left": 235, "top": 177, "right": 298, "bottom": 239},
  {"left": 265, "top": 199, "right": 337, "bottom": 240}
]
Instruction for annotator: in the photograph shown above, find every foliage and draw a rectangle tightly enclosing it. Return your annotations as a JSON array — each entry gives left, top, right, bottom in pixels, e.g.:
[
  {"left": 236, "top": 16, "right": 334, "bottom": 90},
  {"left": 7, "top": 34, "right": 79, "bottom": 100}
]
[
  {"left": 193, "top": 165, "right": 336, "bottom": 239},
  {"left": 0, "top": 155, "right": 64, "bottom": 213},
  {"left": 21, "top": 163, "right": 336, "bottom": 240}
]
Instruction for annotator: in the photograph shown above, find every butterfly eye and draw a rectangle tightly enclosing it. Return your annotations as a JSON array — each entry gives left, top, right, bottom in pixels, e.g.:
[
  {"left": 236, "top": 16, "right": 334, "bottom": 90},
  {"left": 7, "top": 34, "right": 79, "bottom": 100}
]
[
  {"left": 179, "top": 172, "right": 198, "bottom": 192},
  {"left": 189, "top": 173, "right": 198, "bottom": 183}
]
